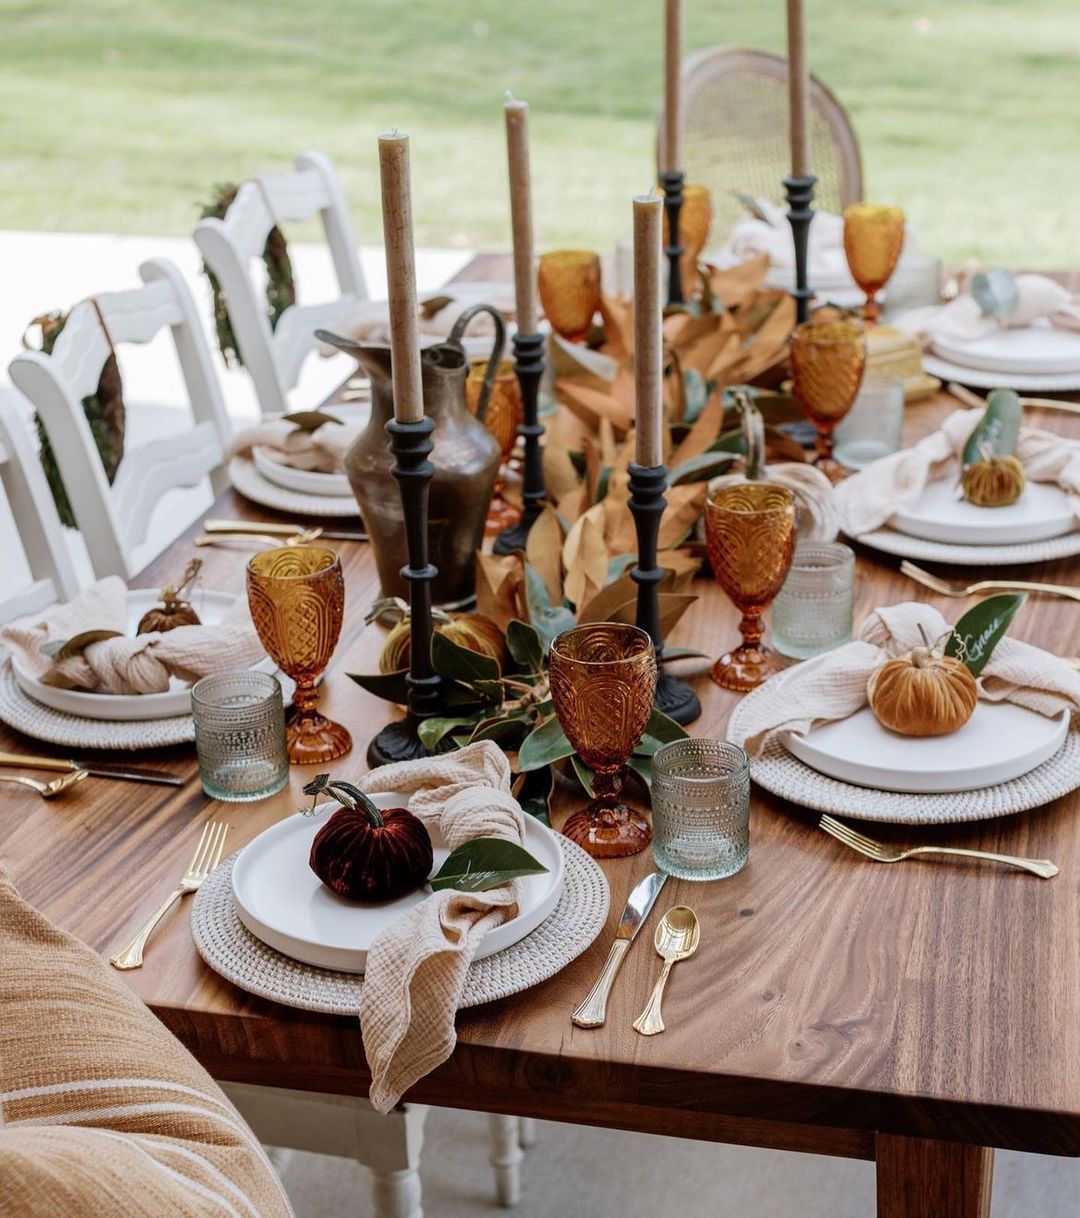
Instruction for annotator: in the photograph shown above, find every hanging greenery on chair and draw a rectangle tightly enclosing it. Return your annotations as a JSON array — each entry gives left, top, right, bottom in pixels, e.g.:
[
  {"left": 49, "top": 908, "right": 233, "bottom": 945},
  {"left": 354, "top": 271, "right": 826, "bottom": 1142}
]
[
  {"left": 199, "top": 184, "right": 297, "bottom": 367},
  {"left": 23, "top": 311, "right": 125, "bottom": 529}
]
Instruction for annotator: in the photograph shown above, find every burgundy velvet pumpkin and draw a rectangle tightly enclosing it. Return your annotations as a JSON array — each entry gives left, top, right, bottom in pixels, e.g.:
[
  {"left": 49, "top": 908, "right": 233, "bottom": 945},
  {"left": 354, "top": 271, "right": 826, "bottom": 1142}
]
[{"left": 309, "top": 788, "right": 433, "bottom": 903}]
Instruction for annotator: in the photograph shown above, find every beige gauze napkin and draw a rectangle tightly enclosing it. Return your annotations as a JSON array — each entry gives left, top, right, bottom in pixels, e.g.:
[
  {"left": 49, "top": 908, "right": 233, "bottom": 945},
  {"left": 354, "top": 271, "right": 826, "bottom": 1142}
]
[
  {"left": 356, "top": 740, "right": 527, "bottom": 1113},
  {"left": 226, "top": 417, "right": 362, "bottom": 473},
  {"left": 897, "top": 273, "right": 1080, "bottom": 345},
  {"left": 833, "top": 407, "right": 1080, "bottom": 536},
  {"left": 0, "top": 576, "right": 265, "bottom": 694},
  {"left": 728, "top": 601, "right": 1080, "bottom": 757},
  {"left": 723, "top": 199, "right": 850, "bottom": 279}
]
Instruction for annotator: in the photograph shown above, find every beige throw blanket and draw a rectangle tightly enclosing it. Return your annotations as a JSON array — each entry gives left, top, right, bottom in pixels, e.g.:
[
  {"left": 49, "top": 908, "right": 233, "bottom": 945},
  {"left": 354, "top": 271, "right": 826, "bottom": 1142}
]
[
  {"left": 729, "top": 602, "right": 1080, "bottom": 756},
  {"left": 226, "top": 417, "right": 362, "bottom": 473},
  {"left": 357, "top": 741, "right": 527, "bottom": 1112},
  {"left": 833, "top": 408, "right": 1080, "bottom": 536},
  {"left": 0, "top": 577, "right": 265, "bottom": 695}
]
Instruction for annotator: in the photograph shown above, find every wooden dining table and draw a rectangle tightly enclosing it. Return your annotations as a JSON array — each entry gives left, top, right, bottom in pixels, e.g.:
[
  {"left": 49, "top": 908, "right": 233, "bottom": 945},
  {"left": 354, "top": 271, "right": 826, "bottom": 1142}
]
[{"left": 2, "top": 255, "right": 1078, "bottom": 1217}]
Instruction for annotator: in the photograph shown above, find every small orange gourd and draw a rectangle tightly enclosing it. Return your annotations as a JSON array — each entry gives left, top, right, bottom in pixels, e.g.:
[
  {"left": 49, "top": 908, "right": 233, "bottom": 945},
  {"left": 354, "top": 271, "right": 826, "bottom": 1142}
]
[
  {"left": 867, "top": 644, "right": 978, "bottom": 737},
  {"left": 379, "top": 611, "right": 507, "bottom": 674},
  {"left": 961, "top": 450, "right": 1026, "bottom": 508},
  {"left": 136, "top": 559, "right": 202, "bottom": 635}
]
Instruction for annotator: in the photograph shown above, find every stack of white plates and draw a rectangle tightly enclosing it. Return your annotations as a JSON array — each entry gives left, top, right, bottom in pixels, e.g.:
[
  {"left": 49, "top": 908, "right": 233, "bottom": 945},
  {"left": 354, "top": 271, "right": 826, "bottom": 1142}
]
[{"left": 922, "top": 315, "right": 1080, "bottom": 391}]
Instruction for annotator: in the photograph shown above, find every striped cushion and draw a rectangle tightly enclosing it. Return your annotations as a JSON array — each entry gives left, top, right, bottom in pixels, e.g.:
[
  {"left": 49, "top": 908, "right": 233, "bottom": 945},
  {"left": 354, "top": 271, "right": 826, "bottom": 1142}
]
[{"left": 0, "top": 870, "right": 293, "bottom": 1218}]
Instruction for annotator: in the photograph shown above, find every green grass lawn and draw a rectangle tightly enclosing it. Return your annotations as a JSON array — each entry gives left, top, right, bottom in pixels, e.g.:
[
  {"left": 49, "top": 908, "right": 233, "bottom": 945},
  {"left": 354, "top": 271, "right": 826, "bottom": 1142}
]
[{"left": 2, "top": 1, "right": 1078, "bottom": 266}]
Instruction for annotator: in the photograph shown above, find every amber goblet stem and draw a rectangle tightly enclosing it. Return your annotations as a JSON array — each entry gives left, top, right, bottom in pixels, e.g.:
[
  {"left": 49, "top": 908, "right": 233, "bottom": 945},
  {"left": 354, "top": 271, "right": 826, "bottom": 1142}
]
[
  {"left": 784, "top": 173, "right": 817, "bottom": 325},
  {"left": 493, "top": 331, "right": 546, "bottom": 555},
  {"left": 661, "top": 169, "right": 685, "bottom": 308}
]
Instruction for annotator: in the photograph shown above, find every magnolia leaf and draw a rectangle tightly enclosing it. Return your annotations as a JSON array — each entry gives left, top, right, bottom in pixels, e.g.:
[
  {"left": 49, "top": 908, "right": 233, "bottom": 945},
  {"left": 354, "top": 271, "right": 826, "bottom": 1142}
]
[
  {"left": 525, "top": 505, "right": 565, "bottom": 605},
  {"left": 669, "top": 389, "right": 725, "bottom": 469},
  {"left": 632, "top": 707, "right": 691, "bottom": 756},
  {"left": 944, "top": 592, "right": 1026, "bottom": 678},
  {"left": 469, "top": 712, "right": 532, "bottom": 748},
  {"left": 961, "top": 388, "right": 1022, "bottom": 466},
  {"left": 418, "top": 715, "right": 481, "bottom": 750},
  {"left": 513, "top": 765, "right": 553, "bottom": 826},
  {"left": 681, "top": 367, "right": 709, "bottom": 423},
  {"left": 432, "top": 630, "right": 501, "bottom": 683},
  {"left": 419, "top": 293, "right": 454, "bottom": 318},
  {"left": 348, "top": 668, "right": 410, "bottom": 705},
  {"left": 970, "top": 269, "right": 1018, "bottom": 322},
  {"left": 475, "top": 551, "right": 528, "bottom": 632},
  {"left": 660, "top": 646, "right": 707, "bottom": 661},
  {"left": 658, "top": 484, "right": 707, "bottom": 549},
  {"left": 518, "top": 713, "right": 575, "bottom": 771},
  {"left": 523, "top": 563, "right": 576, "bottom": 651},
  {"left": 669, "top": 450, "right": 739, "bottom": 485},
  {"left": 282, "top": 409, "right": 344, "bottom": 432},
  {"left": 39, "top": 629, "right": 123, "bottom": 661},
  {"left": 733, "top": 191, "right": 772, "bottom": 223},
  {"left": 570, "top": 754, "right": 596, "bottom": 796},
  {"left": 506, "top": 618, "right": 544, "bottom": 673},
  {"left": 430, "top": 837, "right": 549, "bottom": 893},
  {"left": 627, "top": 755, "right": 654, "bottom": 790},
  {"left": 562, "top": 509, "right": 610, "bottom": 609}
]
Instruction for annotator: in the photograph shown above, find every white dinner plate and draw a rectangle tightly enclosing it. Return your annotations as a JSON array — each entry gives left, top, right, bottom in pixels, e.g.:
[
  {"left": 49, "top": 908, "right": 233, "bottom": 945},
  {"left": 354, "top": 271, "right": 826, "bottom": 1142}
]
[
  {"left": 231, "top": 794, "right": 566, "bottom": 974},
  {"left": 252, "top": 446, "right": 354, "bottom": 499},
  {"left": 889, "top": 477, "right": 1076, "bottom": 545},
  {"left": 785, "top": 701, "right": 1070, "bottom": 794},
  {"left": 931, "top": 320, "right": 1080, "bottom": 376},
  {"left": 11, "top": 589, "right": 271, "bottom": 722}
]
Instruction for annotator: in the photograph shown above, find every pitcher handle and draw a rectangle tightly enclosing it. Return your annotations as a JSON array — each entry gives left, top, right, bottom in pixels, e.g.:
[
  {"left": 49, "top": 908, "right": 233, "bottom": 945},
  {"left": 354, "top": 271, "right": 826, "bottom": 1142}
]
[
  {"left": 732, "top": 386, "right": 766, "bottom": 480},
  {"left": 447, "top": 303, "right": 507, "bottom": 424}
]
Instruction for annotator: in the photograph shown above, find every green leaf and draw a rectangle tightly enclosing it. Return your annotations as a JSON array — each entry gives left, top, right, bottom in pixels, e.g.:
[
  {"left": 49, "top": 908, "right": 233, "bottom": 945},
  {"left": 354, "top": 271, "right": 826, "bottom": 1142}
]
[
  {"left": 40, "top": 629, "right": 123, "bottom": 660},
  {"left": 282, "top": 409, "right": 345, "bottom": 432},
  {"left": 431, "top": 630, "right": 500, "bottom": 683},
  {"left": 523, "top": 564, "right": 576, "bottom": 651},
  {"left": 961, "top": 388, "right": 1023, "bottom": 466},
  {"left": 681, "top": 367, "right": 708, "bottom": 423},
  {"left": 418, "top": 715, "right": 481, "bottom": 750},
  {"left": 945, "top": 593, "right": 1026, "bottom": 678},
  {"left": 627, "top": 755, "right": 654, "bottom": 790},
  {"left": 348, "top": 668, "right": 409, "bottom": 705},
  {"left": 472, "top": 678, "right": 508, "bottom": 703},
  {"left": 970, "top": 268, "right": 1018, "bottom": 322},
  {"left": 643, "top": 707, "right": 690, "bottom": 745},
  {"left": 513, "top": 766, "right": 553, "bottom": 826},
  {"left": 430, "top": 837, "right": 549, "bottom": 892},
  {"left": 506, "top": 618, "right": 544, "bottom": 673},
  {"left": 517, "top": 714, "right": 575, "bottom": 771},
  {"left": 668, "top": 450, "right": 739, "bottom": 486},
  {"left": 570, "top": 754, "right": 596, "bottom": 796},
  {"left": 469, "top": 713, "right": 531, "bottom": 748},
  {"left": 660, "top": 646, "right": 707, "bottom": 661}
]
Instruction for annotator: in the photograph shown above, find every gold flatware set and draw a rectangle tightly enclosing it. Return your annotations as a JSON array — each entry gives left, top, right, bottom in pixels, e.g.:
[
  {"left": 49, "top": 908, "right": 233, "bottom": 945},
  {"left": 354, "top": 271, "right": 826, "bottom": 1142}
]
[
  {"left": 0, "top": 769, "right": 88, "bottom": 799},
  {"left": 901, "top": 560, "right": 1080, "bottom": 603},
  {"left": 201, "top": 519, "right": 368, "bottom": 543}
]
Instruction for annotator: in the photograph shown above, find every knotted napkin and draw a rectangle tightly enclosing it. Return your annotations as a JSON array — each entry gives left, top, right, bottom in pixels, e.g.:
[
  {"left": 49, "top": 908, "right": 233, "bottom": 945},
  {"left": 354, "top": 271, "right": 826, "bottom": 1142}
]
[
  {"left": 723, "top": 199, "right": 849, "bottom": 279},
  {"left": 833, "top": 407, "right": 1080, "bottom": 536},
  {"left": 356, "top": 741, "right": 527, "bottom": 1112},
  {"left": 0, "top": 577, "right": 265, "bottom": 695},
  {"left": 898, "top": 273, "right": 1080, "bottom": 345},
  {"left": 707, "top": 461, "right": 840, "bottom": 541},
  {"left": 226, "top": 417, "right": 362, "bottom": 473},
  {"left": 729, "top": 602, "right": 1080, "bottom": 757}
]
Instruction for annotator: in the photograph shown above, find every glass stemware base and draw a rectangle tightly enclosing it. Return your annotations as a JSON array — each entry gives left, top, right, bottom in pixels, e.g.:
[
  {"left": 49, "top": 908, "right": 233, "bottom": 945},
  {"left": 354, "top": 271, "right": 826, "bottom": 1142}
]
[
  {"left": 287, "top": 709, "right": 352, "bottom": 765},
  {"left": 812, "top": 452, "right": 853, "bottom": 484},
  {"left": 562, "top": 800, "right": 651, "bottom": 858},
  {"left": 710, "top": 641, "right": 783, "bottom": 691}
]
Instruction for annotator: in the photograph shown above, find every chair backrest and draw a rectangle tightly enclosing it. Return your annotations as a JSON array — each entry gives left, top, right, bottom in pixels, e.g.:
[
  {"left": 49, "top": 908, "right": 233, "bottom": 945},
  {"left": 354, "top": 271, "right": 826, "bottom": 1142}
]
[
  {"left": 8, "top": 257, "right": 231, "bottom": 582},
  {"left": 662, "top": 46, "right": 863, "bottom": 241},
  {"left": 194, "top": 149, "right": 367, "bottom": 417},
  {"left": 0, "top": 388, "right": 81, "bottom": 624}
]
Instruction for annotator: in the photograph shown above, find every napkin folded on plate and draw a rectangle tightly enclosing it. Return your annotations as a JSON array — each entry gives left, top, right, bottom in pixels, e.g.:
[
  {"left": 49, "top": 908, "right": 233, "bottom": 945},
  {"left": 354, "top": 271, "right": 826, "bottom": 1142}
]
[
  {"left": 729, "top": 602, "right": 1080, "bottom": 757},
  {"left": 707, "top": 462, "right": 840, "bottom": 542},
  {"left": 356, "top": 741, "right": 526, "bottom": 1113},
  {"left": 226, "top": 417, "right": 363, "bottom": 473},
  {"left": 0, "top": 576, "right": 265, "bottom": 696},
  {"left": 722, "top": 199, "right": 848, "bottom": 279},
  {"left": 833, "top": 407, "right": 1080, "bottom": 536},
  {"left": 897, "top": 273, "right": 1080, "bottom": 345}
]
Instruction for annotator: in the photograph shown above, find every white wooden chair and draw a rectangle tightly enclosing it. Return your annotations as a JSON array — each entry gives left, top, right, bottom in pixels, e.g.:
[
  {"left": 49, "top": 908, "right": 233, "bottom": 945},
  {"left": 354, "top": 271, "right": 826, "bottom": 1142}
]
[
  {"left": 0, "top": 388, "right": 82, "bottom": 625},
  {"left": 194, "top": 149, "right": 368, "bottom": 417},
  {"left": 8, "top": 258, "right": 232, "bottom": 582}
]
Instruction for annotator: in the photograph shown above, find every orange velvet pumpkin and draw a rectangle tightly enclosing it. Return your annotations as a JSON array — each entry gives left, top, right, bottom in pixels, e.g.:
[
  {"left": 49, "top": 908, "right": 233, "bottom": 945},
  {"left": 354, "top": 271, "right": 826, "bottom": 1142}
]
[{"left": 867, "top": 647, "right": 978, "bottom": 737}]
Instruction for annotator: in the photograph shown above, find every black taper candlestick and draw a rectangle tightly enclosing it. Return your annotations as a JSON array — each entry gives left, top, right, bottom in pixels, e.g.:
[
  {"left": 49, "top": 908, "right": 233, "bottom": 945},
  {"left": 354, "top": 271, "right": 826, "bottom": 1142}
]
[
  {"left": 367, "top": 415, "right": 447, "bottom": 767},
  {"left": 628, "top": 461, "right": 701, "bottom": 726},
  {"left": 493, "top": 330, "right": 546, "bottom": 555},
  {"left": 783, "top": 173, "right": 817, "bottom": 324},
  {"left": 660, "top": 169, "right": 685, "bottom": 309}
]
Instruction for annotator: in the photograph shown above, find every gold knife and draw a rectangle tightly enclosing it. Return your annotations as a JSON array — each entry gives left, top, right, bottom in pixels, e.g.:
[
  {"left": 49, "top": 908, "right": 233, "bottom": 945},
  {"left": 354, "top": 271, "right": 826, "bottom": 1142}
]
[
  {"left": 203, "top": 519, "right": 368, "bottom": 542},
  {"left": 0, "top": 751, "right": 183, "bottom": 787}
]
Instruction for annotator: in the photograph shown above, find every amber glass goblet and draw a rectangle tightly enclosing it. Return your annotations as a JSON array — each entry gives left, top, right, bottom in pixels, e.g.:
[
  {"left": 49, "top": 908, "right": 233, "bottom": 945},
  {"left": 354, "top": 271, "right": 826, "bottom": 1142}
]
[
  {"left": 661, "top": 183, "right": 712, "bottom": 297},
  {"left": 246, "top": 545, "right": 352, "bottom": 764},
  {"left": 466, "top": 355, "right": 523, "bottom": 535},
  {"left": 843, "top": 204, "right": 905, "bottom": 324},
  {"left": 537, "top": 250, "right": 602, "bottom": 342},
  {"left": 548, "top": 623, "right": 657, "bottom": 858},
  {"left": 789, "top": 317, "right": 867, "bottom": 483},
  {"left": 704, "top": 483, "right": 798, "bottom": 691}
]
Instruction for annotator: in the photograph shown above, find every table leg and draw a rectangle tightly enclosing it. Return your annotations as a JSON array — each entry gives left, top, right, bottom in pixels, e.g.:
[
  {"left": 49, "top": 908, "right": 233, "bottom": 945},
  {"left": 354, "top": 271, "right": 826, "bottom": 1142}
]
[{"left": 875, "top": 1133, "right": 993, "bottom": 1218}]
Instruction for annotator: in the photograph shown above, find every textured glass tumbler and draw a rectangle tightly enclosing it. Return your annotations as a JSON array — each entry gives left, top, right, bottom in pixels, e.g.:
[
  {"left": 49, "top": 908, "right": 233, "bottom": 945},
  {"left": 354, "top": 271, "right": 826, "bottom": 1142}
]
[
  {"left": 771, "top": 541, "right": 856, "bottom": 660},
  {"left": 192, "top": 670, "right": 289, "bottom": 803},
  {"left": 833, "top": 375, "right": 905, "bottom": 471},
  {"left": 651, "top": 739, "right": 750, "bottom": 881}
]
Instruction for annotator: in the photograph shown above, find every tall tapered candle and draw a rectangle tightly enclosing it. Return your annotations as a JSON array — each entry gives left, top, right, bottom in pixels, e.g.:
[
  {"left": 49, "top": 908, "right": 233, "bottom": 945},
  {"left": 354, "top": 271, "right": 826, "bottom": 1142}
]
[
  {"left": 378, "top": 130, "right": 423, "bottom": 424},
  {"left": 786, "top": 0, "right": 810, "bottom": 177},
  {"left": 662, "top": 0, "right": 682, "bottom": 173},
  {"left": 633, "top": 194, "right": 664, "bottom": 468},
  {"left": 504, "top": 94, "right": 538, "bottom": 334}
]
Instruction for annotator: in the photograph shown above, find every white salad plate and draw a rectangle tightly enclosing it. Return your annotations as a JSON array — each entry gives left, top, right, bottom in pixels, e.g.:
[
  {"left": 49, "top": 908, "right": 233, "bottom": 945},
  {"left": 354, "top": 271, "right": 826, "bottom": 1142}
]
[
  {"left": 11, "top": 589, "right": 270, "bottom": 722},
  {"left": 889, "top": 477, "right": 1076, "bottom": 546},
  {"left": 931, "top": 320, "right": 1080, "bottom": 376},
  {"left": 784, "top": 701, "right": 1070, "bottom": 794},
  {"left": 252, "top": 446, "right": 353, "bottom": 499},
  {"left": 231, "top": 793, "right": 565, "bottom": 974}
]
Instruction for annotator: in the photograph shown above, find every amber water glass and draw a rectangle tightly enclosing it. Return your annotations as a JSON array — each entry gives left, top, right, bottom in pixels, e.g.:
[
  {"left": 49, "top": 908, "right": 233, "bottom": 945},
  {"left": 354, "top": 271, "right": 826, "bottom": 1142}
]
[
  {"left": 246, "top": 545, "right": 352, "bottom": 764},
  {"left": 789, "top": 317, "right": 867, "bottom": 483},
  {"left": 661, "top": 183, "right": 712, "bottom": 296},
  {"left": 537, "top": 250, "right": 601, "bottom": 342},
  {"left": 704, "top": 483, "right": 797, "bottom": 691},
  {"left": 548, "top": 623, "right": 657, "bottom": 858},
  {"left": 843, "top": 204, "right": 905, "bottom": 324},
  {"left": 467, "top": 355, "right": 523, "bottom": 534}
]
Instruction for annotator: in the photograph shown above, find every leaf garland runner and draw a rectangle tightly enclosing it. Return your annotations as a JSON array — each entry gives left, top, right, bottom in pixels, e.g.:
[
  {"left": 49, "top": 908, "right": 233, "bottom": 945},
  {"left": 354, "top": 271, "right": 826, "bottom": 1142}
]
[{"left": 199, "top": 184, "right": 297, "bottom": 367}]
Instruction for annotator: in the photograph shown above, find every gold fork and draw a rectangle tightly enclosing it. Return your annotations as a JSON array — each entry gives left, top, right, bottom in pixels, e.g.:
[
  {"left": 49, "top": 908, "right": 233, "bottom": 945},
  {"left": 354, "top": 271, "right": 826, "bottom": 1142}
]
[
  {"left": 0, "top": 769, "right": 88, "bottom": 799},
  {"left": 194, "top": 526, "right": 323, "bottom": 549},
  {"left": 819, "top": 814, "right": 1058, "bottom": 879},
  {"left": 110, "top": 821, "right": 229, "bottom": 969},
  {"left": 900, "top": 560, "right": 1080, "bottom": 603}
]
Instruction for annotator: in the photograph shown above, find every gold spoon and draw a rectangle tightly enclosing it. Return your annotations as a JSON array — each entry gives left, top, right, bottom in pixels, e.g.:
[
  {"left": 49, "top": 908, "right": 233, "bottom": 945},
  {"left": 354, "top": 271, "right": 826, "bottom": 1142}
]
[
  {"left": 0, "top": 769, "right": 89, "bottom": 799},
  {"left": 632, "top": 906, "right": 700, "bottom": 1036}
]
